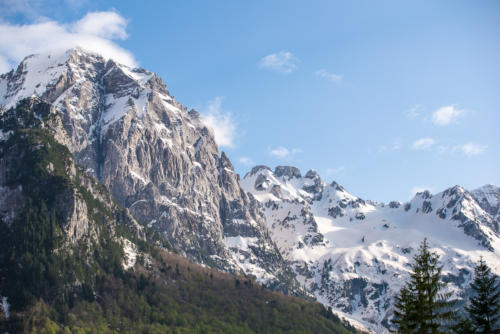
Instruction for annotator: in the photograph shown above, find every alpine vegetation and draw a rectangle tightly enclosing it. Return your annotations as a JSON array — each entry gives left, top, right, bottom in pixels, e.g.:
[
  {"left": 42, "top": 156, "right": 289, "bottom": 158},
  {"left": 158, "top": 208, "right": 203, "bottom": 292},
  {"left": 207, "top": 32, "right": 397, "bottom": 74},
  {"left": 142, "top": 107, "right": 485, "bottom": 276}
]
[
  {"left": 391, "top": 239, "right": 455, "bottom": 333},
  {"left": 464, "top": 258, "right": 500, "bottom": 333}
]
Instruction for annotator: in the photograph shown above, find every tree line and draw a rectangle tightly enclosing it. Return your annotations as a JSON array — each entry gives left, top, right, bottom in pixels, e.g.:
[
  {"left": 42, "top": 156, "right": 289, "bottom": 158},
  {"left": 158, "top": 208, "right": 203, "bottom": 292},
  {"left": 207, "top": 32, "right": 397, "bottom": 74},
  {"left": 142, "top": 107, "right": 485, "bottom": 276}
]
[{"left": 391, "top": 238, "right": 500, "bottom": 334}]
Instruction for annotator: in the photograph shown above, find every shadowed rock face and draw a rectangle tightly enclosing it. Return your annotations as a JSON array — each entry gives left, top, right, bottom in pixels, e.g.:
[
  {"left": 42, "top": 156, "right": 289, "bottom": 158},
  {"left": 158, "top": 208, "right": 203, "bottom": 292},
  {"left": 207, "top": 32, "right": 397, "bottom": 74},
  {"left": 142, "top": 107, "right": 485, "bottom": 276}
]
[
  {"left": 274, "top": 166, "right": 302, "bottom": 180},
  {"left": 0, "top": 48, "right": 299, "bottom": 292}
]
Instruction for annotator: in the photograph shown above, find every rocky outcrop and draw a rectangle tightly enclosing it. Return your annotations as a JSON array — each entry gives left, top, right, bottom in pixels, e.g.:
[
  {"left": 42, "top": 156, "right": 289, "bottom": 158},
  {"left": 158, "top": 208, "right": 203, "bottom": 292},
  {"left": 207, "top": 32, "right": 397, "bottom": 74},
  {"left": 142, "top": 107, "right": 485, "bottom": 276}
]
[{"left": 0, "top": 48, "right": 298, "bottom": 291}]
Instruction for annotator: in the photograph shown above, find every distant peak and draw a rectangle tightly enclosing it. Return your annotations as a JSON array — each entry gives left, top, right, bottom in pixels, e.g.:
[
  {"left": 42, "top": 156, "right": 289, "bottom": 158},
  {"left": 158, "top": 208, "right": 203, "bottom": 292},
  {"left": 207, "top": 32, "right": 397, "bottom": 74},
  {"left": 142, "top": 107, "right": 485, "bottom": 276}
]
[
  {"left": 330, "top": 181, "right": 346, "bottom": 192},
  {"left": 473, "top": 184, "right": 499, "bottom": 193},
  {"left": 274, "top": 166, "right": 301, "bottom": 179},
  {"left": 442, "top": 185, "right": 466, "bottom": 197},
  {"left": 304, "top": 169, "right": 320, "bottom": 179},
  {"left": 415, "top": 190, "right": 432, "bottom": 199},
  {"left": 249, "top": 165, "right": 272, "bottom": 176}
]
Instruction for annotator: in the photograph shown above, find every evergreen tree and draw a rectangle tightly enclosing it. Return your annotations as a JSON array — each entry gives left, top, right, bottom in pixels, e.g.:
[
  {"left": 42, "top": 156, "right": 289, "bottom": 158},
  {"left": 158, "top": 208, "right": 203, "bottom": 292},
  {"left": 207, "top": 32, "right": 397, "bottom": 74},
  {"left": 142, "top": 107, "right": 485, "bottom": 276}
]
[
  {"left": 391, "top": 238, "right": 455, "bottom": 333},
  {"left": 466, "top": 257, "right": 500, "bottom": 334},
  {"left": 452, "top": 314, "right": 475, "bottom": 334},
  {"left": 392, "top": 286, "right": 417, "bottom": 333}
]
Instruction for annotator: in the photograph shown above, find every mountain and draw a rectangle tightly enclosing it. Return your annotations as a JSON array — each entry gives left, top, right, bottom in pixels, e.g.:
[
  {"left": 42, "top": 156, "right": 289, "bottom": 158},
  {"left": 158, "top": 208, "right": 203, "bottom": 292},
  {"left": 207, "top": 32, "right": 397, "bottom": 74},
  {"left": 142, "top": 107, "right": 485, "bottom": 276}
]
[
  {"left": 0, "top": 51, "right": 359, "bottom": 333},
  {"left": 2, "top": 48, "right": 498, "bottom": 333},
  {"left": 0, "top": 48, "right": 300, "bottom": 294},
  {"left": 241, "top": 165, "right": 500, "bottom": 332}
]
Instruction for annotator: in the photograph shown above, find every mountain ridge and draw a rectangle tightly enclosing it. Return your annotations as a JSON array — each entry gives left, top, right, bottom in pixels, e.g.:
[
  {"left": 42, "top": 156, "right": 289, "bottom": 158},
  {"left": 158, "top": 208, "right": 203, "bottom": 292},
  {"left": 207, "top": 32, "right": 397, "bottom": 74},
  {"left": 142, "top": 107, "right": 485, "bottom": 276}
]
[{"left": 241, "top": 164, "right": 500, "bottom": 332}]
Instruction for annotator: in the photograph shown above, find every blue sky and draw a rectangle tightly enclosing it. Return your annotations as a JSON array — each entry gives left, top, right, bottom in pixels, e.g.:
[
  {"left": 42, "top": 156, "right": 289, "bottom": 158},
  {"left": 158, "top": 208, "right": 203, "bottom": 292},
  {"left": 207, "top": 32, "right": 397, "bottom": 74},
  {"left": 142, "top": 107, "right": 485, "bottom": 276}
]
[{"left": 1, "top": 0, "right": 499, "bottom": 202}]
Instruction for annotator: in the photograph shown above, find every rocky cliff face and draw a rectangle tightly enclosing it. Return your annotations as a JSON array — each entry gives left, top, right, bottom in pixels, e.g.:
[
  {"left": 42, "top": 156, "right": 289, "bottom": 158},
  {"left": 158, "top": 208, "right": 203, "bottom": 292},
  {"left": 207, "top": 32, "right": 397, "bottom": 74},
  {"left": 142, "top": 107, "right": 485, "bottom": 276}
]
[
  {"left": 0, "top": 97, "right": 152, "bottom": 317},
  {"left": 241, "top": 166, "right": 500, "bottom": 333},
  {"left": 0, "top": 48, "right": 298, "bottom": 292}
]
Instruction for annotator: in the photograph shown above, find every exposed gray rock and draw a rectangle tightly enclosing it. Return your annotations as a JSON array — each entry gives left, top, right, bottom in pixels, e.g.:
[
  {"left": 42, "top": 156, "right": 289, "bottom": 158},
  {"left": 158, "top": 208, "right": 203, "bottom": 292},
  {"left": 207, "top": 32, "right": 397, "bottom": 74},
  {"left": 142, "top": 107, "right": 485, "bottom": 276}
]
[
  {"left": 255, "top": 174, "right": 270, "bottom": 191},
  {"left": 246, "top": 165, "right": 272, "bottom": 178},
  {"left": 274, "top": 166, "right": 301, "bottom": 180},
  {"left": 0, "top": 48, "right": 299, "bottom": 292}
]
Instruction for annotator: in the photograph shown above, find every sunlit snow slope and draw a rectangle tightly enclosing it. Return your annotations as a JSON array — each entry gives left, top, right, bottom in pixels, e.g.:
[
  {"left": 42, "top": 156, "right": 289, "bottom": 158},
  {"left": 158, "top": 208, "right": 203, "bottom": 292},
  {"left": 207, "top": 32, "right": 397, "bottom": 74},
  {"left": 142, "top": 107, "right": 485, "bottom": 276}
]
[{"left": 242, "top": 165, "right": 500, "bottom": 333}]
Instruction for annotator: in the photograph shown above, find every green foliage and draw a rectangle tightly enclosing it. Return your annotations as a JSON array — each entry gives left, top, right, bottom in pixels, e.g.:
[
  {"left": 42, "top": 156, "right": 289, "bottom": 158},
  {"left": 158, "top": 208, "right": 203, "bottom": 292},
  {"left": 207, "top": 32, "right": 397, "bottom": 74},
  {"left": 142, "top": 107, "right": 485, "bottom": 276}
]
[
  {"left": 1, "top": 198, "right": 65, "bottom": 308},
  {"left": 0, "top": 98, "right": 124, "bottom": 312},
  {"left": 11, "top": 250, "right": 358, "bottom": 334},
  {"left": 466, "top": 257, "right": 500, "bottom": 334},
  {"left": 451, "top": 314, "right": 475, "bottom": 334},
  {"left": 392, "top": 286, "right": 415, "bottom": 333},
  {"left": 391, "top": 239, "right": 455, "bottom": 333}
]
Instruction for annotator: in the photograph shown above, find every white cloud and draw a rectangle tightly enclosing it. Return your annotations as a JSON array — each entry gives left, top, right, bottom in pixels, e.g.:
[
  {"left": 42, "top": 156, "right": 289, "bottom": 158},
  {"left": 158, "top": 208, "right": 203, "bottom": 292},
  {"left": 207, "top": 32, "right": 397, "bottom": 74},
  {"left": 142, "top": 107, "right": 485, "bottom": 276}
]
[
  {"left": 326, "top": 166, "right": 345, "bottom": 175},
  {"left": 405, "top": 104, "right": 422, "bottom": 118},
  {"left": 258, "top": 51, "right": 298, "bottom": 73},
  {"left": 201, "top": 97, "right": 237, "bottom": 148},
  {"left": 238, "top": 156, "right": 254, "bottom": 165},
  {"left": 456, "top": 142, "right": 486, "bottom": 156},
  {"left": 432, "top": 105, "right": 466, "bottom": 126},
  {"left": 0, "top": 11, "right": 137, "bottom": 73},
  {"left": 380, "top": 141, "right": 402, "bottom": 152},
  {"left": 315, "top": 69, "right": 342, "bottom": 81},
  {"left": 411, "top": 138, "right": 435, "bottom": 150},
  {"left": 269, "top": 146, "right": 301, "bottom": 158},
  {"left": 73, "top": 11, "right": 128, "bottom": 40}
]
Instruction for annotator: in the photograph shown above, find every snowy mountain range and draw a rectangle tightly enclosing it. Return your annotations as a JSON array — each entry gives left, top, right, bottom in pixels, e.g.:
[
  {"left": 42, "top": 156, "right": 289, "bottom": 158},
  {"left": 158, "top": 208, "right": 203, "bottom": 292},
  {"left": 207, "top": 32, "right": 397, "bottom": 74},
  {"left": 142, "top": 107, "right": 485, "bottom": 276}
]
[
  {"left": 241, "top": 166, "right": 500, "bottom": 332},
  {"left": 0, "top": 48, "right": 498, "bottom": 333}
]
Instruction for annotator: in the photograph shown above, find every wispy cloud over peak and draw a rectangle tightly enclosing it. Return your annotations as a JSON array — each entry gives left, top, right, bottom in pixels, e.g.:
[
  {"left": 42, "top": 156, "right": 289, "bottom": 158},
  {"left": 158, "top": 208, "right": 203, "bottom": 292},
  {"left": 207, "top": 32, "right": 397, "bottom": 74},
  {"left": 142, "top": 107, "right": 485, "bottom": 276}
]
[
  {"left": 74, "top": 11, "right": 129, "bottom": 40},
  {"left": 258, "top": 51, "right": 298, "bottom": 73},
  {"left": 0, "top": 11, "right": 137, "bottom": 72},
  {"left": 432, "top": 105, "right": 467, "bottom": 126},
  {"left": 201, "top": 97, "right": 237, "bottom": 148}
]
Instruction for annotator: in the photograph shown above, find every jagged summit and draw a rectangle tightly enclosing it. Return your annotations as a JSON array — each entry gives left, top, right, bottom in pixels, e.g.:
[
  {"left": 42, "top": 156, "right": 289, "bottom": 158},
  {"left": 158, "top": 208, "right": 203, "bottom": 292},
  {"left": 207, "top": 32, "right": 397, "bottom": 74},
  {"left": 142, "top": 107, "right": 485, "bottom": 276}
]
[
  {"left": 471, "top": 184, "right": 500, "bottom": 216},
  {"left": 0, "top": 48, "right": 176, "bottom": 115},
  {"left": 304, "top": 169, "right": 320, "bottom": 179},
  {"left": 274, "top": 165, "right": 302, "bottom": 179}
]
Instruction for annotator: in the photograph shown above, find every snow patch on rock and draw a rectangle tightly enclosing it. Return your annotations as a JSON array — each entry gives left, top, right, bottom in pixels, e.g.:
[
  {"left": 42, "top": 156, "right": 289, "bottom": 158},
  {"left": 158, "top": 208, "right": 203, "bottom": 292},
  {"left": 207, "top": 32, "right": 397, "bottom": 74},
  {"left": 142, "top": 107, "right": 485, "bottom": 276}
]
[{"left": 122, "top": 239, "right": 138, "bottom": 270}]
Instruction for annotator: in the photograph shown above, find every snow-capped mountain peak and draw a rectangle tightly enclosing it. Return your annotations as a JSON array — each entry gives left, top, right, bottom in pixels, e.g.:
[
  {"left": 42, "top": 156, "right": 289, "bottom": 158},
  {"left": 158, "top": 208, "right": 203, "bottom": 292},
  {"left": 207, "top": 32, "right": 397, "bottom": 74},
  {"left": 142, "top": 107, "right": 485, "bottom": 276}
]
[
  {"left": 242, "top": 166, "right": 500, "bottom": 332},
  {"left": 0, "top": 49, "right": 301, "bottom": 295},
  {"left": 471, "top": 184, "right": 500, "bottom": 217}
]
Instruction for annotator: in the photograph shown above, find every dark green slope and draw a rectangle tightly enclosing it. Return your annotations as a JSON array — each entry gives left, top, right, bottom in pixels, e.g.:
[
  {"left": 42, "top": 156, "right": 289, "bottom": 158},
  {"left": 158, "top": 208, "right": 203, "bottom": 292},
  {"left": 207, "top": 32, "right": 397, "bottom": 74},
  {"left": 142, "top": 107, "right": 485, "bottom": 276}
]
[{"left": 0, "top": 99, "right": 358, "bottom": 333}]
